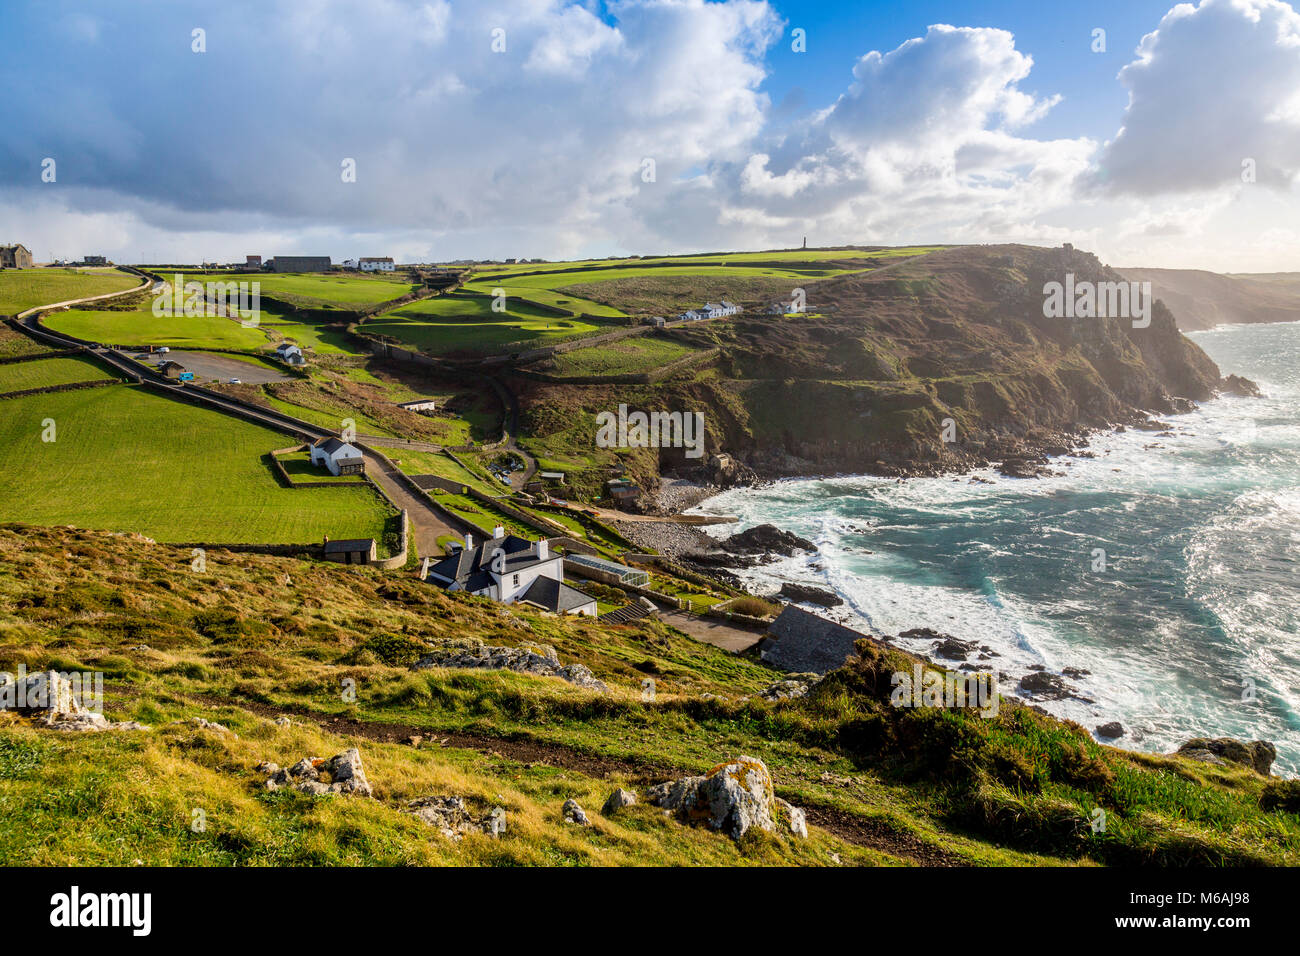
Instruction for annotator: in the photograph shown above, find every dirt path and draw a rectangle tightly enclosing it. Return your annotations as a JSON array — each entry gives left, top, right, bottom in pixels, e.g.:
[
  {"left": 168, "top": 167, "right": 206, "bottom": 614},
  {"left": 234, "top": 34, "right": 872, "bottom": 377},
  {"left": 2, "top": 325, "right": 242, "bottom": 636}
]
[
  {"left": 363, "top": 456, "right": 459, "bottom": 555},
  {"left": 134, "top": 686, "right": 964, "bottom": 867}
]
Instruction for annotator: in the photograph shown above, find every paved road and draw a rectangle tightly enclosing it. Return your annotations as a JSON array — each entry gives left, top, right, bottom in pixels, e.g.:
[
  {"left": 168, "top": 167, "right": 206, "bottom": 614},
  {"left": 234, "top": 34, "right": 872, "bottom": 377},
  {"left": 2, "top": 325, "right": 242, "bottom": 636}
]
[
  {"left": 140, "top": 350, "right": 291, "bottom": 384},
  {"left": 659, "top": 609, "right": 766, "bottom": 653}
]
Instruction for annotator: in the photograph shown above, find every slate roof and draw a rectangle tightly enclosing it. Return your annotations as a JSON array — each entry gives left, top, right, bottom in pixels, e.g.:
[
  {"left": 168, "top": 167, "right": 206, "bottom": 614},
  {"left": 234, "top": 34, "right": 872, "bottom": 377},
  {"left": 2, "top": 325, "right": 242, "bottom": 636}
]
[
  {"left": 324, "top": 538, "right": 375, "bottom": 554},
  {"left": 425, "top": 534, "right": 554, "bottom": 589},
  {"left": 518, "top": 576, "right": 596, "bottom": 613},
  {"left": 759, "top": 605, "right": 871, "bottom": 675},
  {"left": 314, "top": 437, "right": 361, "bottom": 460}
]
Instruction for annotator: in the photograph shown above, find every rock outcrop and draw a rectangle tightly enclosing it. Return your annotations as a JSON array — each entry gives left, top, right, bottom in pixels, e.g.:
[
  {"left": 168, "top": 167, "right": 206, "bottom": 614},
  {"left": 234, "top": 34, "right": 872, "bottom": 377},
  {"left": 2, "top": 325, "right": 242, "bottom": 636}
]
[
  {"left": 414, "top": 641, "right": 608, "bottom": 693},
  {"left": 778, "top": 582, "right": 843, "bottom": 607},
  {"left": 1174, "top": 738, "right": 1276, "bottom": 776},
  {"left": 404, "top": 796, "right": 506, "bottom": 839},
  {"left": 258, "top": 748, "right": 374, "bottom": 796},
  {"left": 0, "top": 670, "right": 148, "bottom": 732},
  {"left": 721, "top": 524, "right": 816, "bottom": 557},
  {"left": 602, "top": 788, "right": 637, "bottom": 814},
  {"left": 646, "top": 756, "right": 806, "bottom": 840}
]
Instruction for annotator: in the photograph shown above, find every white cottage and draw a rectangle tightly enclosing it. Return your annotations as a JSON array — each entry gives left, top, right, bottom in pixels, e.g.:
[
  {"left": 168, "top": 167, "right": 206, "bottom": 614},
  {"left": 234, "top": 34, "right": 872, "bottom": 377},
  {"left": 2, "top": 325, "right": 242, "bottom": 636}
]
[
  {"left": 309, "top": 437, "right": 364, "bottom": 476},
  {"left": 359, "top": 257, "right": 396, "bottom": 272},
  {"left": 421, "top": 529, "right": 597, "bottom": 616}
]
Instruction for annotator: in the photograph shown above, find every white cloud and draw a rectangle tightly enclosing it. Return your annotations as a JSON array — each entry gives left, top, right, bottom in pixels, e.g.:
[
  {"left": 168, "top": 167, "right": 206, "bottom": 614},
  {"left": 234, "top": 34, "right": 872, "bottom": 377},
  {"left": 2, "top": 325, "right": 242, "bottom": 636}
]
[{"left": 1089, "top": 0, "right": 1300, "bottom": 194}]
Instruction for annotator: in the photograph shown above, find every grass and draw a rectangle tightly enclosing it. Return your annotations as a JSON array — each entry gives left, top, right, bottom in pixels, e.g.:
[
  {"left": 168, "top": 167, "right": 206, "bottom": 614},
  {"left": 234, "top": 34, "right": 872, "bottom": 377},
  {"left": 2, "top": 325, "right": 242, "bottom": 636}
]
[
  {"left": 0, "top": 386, "right": 395, "bottom": 549},
  {"left": 0, "top": 356, "right": 118, "bottom": 392},
  {"left": 0, "top": 268, "right": 141, "bottom": 316},
  {"left": 47, "top": 304, "right": 271, "bottom": 350},
  {"left": 365, "top": 293, "right": 612, "bottom": 357},
  {"left": 0, "top": 325, "right": 55, "bottom": 359},
  {"left": 1, "top": 524, "right": 1297, "bottom": 867},
  {"left": 545, "top": 336, "right": 699, "bottom": 377},
  {"left": 175, "top": 272, "right": 418, "bottom": 310}
]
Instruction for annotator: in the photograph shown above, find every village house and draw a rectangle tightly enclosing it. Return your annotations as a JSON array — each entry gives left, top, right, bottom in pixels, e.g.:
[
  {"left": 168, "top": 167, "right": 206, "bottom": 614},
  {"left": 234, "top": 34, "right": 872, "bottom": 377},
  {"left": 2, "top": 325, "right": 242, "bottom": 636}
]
[
  {"left": 420, "top": 529, "right": 597, "bottom": 616},
  {"left": 0, "top": 244, "right": 33, "bottom": 269},
  {"left": 359, "top": 257, "right": 395, "bottom": 273},
  {"left": 649, "top": 316, "right": 667, "bottom": 328},
  {"left": 341, "top": 259, "right": 358, "bottom": 269},
  {"left": 274, "top": 342, "right": 306, "bottom": 366},
  {"left": 245, "top": 255, "right": 262, "bottom": 269},
  {"left": 397, "top": 398, "right": 437, "bottom": 415},
  {"left": 82, "top": 255, "right": 108, "bottom": 266},
  {"left": 322, "top": 536, "right": 377, "bottom": 565},
  {"left": 309, "top": 437, "right": 364, "bottom": 476}
]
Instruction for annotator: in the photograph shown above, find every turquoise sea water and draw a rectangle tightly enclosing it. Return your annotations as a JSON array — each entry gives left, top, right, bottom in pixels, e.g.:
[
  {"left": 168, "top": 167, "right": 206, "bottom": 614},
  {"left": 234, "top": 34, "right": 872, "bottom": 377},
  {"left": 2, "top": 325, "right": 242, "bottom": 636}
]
[{"left": 695, "top": 321, "right": 1300, "bottom": 774}]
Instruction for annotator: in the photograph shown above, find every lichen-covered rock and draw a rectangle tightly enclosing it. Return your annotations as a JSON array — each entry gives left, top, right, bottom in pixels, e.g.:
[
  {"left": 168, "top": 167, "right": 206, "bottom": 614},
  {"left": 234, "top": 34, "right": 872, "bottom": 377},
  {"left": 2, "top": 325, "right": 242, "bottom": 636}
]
[
  {"left": 562, "top": 799, "right": 590, "bottom": 826},
  {"left": 186, "top": 717, "right": 237, "bottom": 737},
  {"left": 414, "top": 641, "right": 608, "bottom": 693},
  {"left": 776, "top": 798, "right": 808, "bottom": 838},
  {"left": 405, "top": 795, "right": 505, "bottom": 840},
  {"left": 261, "top": 749, "right": 373, "bottom": 796},
  {"left": 602, "top": 788, "right": 637, "bottom": 814},
  {"left": 648, "top": 756, "right": 804, "bottom": 841},
  {"left": 759, "top": 675, "right": 818, "bottom": 701},
  {"left": 1, "top": 670, "right": 147, "bottom": 732},
  {"left": 1174, "top": 738, "right": 1276, "bottom": 776}
]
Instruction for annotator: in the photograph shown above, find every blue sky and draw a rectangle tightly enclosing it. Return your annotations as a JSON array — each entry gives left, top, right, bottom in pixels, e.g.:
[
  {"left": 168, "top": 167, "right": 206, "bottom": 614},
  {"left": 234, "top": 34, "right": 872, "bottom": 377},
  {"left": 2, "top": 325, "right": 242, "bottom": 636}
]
[{"left": 1, "top": 0, "right": 1298, "bottom": 270}]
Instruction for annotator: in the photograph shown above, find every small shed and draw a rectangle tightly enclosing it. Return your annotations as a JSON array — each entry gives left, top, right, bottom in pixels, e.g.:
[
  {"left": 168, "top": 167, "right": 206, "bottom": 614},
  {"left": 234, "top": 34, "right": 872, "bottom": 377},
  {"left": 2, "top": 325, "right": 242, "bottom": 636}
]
[
  {"left": 158, "top": 360, "right": 185, "bottom": 379},
  {"left": 322, "top": 537, "right": 377, "bottom": 565}
]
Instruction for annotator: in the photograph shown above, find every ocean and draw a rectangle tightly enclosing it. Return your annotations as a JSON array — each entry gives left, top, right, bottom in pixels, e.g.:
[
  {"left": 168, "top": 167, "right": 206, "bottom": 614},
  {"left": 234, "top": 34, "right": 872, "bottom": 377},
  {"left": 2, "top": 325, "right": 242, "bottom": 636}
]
[{"left": 693, "top": 320, "right": 1300, "bottom": 774}]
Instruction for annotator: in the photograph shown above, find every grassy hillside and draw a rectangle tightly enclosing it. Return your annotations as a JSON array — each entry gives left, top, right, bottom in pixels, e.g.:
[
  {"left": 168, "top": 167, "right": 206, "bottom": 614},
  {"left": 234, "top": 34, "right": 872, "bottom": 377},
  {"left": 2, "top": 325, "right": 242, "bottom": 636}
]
[
  {"left": 0, "top": 355, "right": 118, "bottom": 392},
  {"left": 0, "top": 268, "right": 141, "bottom": 315},
  {"left": 0, "top": 385, "right": 396, "bottom": 549},
  {"left": 175, "top": 272, "right": 418, "bottom": 310},
  {"left": 1, "top": 525, "right": 1297, "bottom": 866}
]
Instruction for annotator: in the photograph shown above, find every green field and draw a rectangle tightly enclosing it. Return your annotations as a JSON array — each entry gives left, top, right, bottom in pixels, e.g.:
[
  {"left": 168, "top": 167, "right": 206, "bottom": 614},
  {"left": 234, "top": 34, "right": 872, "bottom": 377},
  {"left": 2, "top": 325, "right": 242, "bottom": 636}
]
[
  {"left": 46, "top": 304, "right": 270, "bottom": 350},
  {"left": 546, "top": 335, "right": 698, "bottom": 377},
  {"left": 0, "top": 356, "right": 117, "bottom": 393},
  {"left": 176, "top": 272, "right": 417, "bottom": 310},
  {"left": 365, "top": 293, "right": 611, "bottom": 356},
  {"left": 0, "top": 325, "right": 54, "bottom": 359},
  {"left": 0, "top": 268, "right": 141, "bottom": 316},
  {"left": 0, "top": 386, "right": 397, "bottom": 550}
]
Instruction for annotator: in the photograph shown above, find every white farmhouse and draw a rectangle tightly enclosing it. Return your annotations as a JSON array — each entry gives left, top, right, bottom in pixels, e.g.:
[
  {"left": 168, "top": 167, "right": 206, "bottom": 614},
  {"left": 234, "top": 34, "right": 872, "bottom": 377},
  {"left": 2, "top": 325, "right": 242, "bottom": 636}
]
[
  {"left": 274, "top": 342, "right": 306, "bottom": 367},
  {"left": 420, "top": 529, "right": 597, "bottom": 616},
  {"left": 342, "top": 258, "right": 359, "bottom": 269},
  {"left": 359, "top": 257, "right": 396, "bottom": 273},
  {"left": 309, "top": 437, "right": 365, "bottom": 476}
]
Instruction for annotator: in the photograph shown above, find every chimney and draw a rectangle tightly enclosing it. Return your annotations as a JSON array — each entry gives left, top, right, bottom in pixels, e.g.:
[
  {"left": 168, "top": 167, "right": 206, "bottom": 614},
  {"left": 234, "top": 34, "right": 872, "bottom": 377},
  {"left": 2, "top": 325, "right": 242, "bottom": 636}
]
[
  {"left": 537, "top": 539, "right": 549, "bottom": 560},
  {"left": 492, "top": 525, "right": 505, "bottom": 539},
  {"left": 464, "top": 532, "right": 473, "bottom": 550}
]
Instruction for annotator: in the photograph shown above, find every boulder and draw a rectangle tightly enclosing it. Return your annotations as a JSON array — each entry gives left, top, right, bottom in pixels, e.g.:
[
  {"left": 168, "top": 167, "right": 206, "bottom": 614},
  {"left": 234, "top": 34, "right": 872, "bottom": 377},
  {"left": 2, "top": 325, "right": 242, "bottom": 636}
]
[
  {"left": 647, "top": 755, "right": 806, "bottom": 841},
  {"left": 778, "top": 582, "right": 843, "bottom": 607},
  {"left": 1095, "top": 721, "right": 1125, "bottom": 740},
  {"left": 759, "top": 676, "right": 818, "bottom": 701},
  {"left": 414, "top": 641, "right": 608, "bottom": 693},
  {"left": 405, "top": 796, "right": 504, "bottom": 840},
  {"left": 0, "top": 669, "right": 146, "bottom": 732},
  {"left": 602, "top": 788, "right": 638, "bottom": 815},
  {"left": 721, "top": 524, "right": 816, "bottom": 557},
  {"left": 261, "top": 748, "right": 373, "bottom": 796},
  {"left": 1174, "top": 738, "right": 1276, "bottom": 776},
  {"left": 775, "top": 798, "right": 808, "bottom": 838},
  {"left": 562, "top": 799, "right": 590, "bottom": 826}
]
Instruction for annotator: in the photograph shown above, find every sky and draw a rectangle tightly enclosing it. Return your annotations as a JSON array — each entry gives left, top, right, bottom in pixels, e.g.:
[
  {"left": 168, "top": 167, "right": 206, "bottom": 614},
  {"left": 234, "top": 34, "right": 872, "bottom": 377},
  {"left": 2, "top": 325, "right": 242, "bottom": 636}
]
[{"left": 1, "top": 0, "right": 1298, "bottom": 271}]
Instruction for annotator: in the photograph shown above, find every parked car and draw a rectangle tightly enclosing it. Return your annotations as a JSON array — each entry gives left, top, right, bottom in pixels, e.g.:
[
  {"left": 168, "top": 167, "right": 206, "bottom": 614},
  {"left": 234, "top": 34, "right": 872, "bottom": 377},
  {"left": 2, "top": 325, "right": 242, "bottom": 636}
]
[
  {"left": 228, "top": 378, "right": 241, "bottom": 384},
  {"left": 157, "top": 346, "right": 170, "bottom": 354}
]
